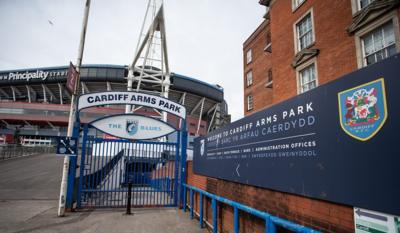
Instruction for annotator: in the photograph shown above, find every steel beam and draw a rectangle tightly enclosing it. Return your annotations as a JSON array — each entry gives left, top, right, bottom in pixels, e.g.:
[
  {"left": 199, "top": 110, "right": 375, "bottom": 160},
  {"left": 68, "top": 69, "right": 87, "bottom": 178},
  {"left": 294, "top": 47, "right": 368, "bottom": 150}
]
[
  {"left": 196, "top": 98, "right": 205, "bottom": 135},
  {"left": 190, "top": 97, "right": 205, "bottom": 116},
  {"left": 42, "top": 84, "right": 57, "bottom": 102},
  {"left": 58, "top": 83, "right": 63, "bottom": 104},
  {"left": 81, "top": 82, "right": 90, "bottom": 94},
  {"left": 0, "top": 87, "right": 10, "bottom": 99},
  {"left": 208, "top": 104, "right": 219, "bottom": 133}
]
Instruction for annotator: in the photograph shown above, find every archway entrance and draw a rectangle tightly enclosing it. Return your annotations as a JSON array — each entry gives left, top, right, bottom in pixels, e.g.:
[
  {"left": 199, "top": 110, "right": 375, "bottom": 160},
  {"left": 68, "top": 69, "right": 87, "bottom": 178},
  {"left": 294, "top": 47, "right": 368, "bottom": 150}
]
[{"left": 71, "top": 91, "right": 187, "bottom": 209}]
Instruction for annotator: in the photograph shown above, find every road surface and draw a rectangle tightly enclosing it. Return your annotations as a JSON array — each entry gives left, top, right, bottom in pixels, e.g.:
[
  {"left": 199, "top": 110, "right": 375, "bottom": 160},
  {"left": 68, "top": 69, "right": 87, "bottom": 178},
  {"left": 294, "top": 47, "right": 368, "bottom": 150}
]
[{"left": 0, "top": 153, "right": 203, "bottom": 233}]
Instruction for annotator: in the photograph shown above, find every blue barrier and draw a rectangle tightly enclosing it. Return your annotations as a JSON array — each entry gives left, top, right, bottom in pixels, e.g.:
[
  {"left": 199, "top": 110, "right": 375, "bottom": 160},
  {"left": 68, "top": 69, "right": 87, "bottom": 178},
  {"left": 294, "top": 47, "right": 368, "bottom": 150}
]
[{"left": 183, "top": 184, "right": 321, "bottom": 233}]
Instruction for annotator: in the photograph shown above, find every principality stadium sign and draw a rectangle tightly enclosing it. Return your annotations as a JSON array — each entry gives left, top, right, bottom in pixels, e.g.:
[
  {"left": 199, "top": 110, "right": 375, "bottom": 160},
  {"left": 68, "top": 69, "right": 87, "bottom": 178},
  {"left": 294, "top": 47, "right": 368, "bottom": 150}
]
[
  {"left": 78, "top": 91, "right": 186, "bottom": 119},
  {"left": 0, "top": 69, "right": 67, "bottom": 82}
]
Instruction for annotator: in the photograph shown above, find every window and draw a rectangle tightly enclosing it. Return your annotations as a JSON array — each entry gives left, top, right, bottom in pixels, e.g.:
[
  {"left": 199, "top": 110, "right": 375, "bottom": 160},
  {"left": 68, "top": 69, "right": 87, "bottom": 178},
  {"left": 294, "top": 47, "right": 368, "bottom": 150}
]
[
  {"left": 246, "top": 71, "right": 253, "bottom": 87},
  {"left": 265, "top": 31, "right": 272, "bottom": 52},
  {"left": 361, "top": 21, "right": 396, "bottom": 66},
  {"left": 266, "top": 68, "right": 273, "bottom": 88},
  {"left": 296, "top": 13, "right": 314, "bottom": 51},
  {"left": 266, "top": 31, "right": 271, "bottom": 45},
  {"left": 298, "top": 63, "right": 317, "bottom": 94},
  {"left": 292, "top": 0, "right": 306, "bottom": 10},
  {"left": 247, "top": 94, "right": 253, "bottom": 111},
  {"left": 246, "top": 49, "right": 252, "bottom": 64},
  {"left": 359, "top": 0, "right": 374, "bottom": 10}
]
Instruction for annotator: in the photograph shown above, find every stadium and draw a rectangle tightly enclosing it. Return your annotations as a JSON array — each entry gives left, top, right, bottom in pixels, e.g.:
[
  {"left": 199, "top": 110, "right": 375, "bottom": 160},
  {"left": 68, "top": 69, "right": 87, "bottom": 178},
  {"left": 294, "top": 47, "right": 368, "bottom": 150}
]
[{"left": 0, "top": 64, "right": 230, "bottom": 148}]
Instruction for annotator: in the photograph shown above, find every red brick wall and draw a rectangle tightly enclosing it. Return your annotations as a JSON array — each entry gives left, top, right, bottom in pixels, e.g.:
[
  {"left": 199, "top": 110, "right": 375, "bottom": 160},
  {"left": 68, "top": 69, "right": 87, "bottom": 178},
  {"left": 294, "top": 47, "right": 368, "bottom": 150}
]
[
  {"left": 186, "top": 161, "right": 354, "bottom": 233},
  {"left": 269, "top": 0, "right": 357, "bottom": 104},
  {"left": 243, "top": 20, "right": 274, "bottom": 116}
]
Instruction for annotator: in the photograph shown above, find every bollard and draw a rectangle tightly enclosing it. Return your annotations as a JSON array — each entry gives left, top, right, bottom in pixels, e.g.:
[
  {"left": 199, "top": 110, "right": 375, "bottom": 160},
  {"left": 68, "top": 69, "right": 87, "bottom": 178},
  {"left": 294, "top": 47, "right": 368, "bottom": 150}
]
[{"left": 126, "top": 182, "right": 133, "bottom": 215}]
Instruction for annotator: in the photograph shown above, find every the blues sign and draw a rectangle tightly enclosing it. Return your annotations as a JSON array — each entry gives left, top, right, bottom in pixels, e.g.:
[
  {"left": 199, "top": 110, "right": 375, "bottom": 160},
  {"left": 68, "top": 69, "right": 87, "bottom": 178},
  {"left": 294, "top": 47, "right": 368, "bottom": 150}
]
[
  {"left": 90, "top": 114, "right": 176, "bottom": 140},
  {"left": 194, "top": 55, "right": 400, "bottom": 216}
]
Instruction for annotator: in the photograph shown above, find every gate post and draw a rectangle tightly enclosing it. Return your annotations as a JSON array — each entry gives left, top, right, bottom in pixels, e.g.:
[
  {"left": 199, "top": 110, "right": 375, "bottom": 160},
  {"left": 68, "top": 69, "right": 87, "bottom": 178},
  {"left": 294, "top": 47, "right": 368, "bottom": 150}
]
[
  {"left": 173, "top": 130, "right": 181, "bottom": 206},
  {"left": 66, "top": 114, "right": 80, "bottom": 209},
  {"left": 179, "top": 120, "right": 188, "bottom": 208},
  {"left": 76, "top": 124, "right": 88, "bottom": 208}
]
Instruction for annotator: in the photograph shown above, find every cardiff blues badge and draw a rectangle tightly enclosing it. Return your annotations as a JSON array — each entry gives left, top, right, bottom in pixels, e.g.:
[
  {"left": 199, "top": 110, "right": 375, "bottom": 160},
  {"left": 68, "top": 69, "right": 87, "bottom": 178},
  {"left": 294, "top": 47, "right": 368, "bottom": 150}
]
[
  {"left": 126, "top": 120, "right": 139, "bottom": 136},
  {"left": 338, "top": 78, "right": 387, "bottom": 141}
]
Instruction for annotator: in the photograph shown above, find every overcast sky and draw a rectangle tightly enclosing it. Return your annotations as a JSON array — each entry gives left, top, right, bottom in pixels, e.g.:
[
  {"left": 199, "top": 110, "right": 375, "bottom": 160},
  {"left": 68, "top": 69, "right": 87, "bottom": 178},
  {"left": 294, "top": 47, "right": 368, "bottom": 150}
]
[{"left": 0, "top": 0, "right": 265, "bottom": 121}]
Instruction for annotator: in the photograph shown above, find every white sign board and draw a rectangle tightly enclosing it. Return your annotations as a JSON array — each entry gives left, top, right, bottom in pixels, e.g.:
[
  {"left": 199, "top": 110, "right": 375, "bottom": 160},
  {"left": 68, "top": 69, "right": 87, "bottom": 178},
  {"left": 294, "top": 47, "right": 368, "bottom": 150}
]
[
  {"left": 90, "top": 114, "right": 176, "bottom": 140},
  {"left": 78, "top": 91, "right": 186, "bottom": 119},
  {"left": 354, "top": 207, "right": 400, "bottom": 233}
]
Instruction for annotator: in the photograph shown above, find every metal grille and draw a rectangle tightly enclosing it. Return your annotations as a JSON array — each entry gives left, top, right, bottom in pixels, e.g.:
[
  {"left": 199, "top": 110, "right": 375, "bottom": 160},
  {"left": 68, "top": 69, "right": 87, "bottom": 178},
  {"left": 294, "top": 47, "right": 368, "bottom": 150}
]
[{"left": 77, "top": 130, "right": 180, "bottom": 208}]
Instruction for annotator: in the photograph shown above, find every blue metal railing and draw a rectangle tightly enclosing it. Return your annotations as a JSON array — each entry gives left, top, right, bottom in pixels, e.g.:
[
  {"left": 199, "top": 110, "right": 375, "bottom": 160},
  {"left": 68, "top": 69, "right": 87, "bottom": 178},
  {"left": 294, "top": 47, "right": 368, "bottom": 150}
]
[{"left": 183, "top": 184, "right": 321, "bottom": 233}]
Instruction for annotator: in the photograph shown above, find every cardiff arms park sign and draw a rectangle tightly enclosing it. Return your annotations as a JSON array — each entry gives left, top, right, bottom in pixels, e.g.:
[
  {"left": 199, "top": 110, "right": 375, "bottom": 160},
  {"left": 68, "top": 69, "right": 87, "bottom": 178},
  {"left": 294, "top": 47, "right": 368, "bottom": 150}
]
[{"left": 194, "top": 55, "right": 400, "bottom": 216}]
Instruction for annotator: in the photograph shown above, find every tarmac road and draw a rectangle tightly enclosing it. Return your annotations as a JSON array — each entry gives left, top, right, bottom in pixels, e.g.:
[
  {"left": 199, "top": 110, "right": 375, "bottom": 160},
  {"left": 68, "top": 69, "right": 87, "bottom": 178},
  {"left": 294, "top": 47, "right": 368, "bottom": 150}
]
[
  {"left": 0, "top": 153, "right": 64, "bottom": 200},
  {"left": 0, "top": 153, "right": 203, "bottom": 233}
]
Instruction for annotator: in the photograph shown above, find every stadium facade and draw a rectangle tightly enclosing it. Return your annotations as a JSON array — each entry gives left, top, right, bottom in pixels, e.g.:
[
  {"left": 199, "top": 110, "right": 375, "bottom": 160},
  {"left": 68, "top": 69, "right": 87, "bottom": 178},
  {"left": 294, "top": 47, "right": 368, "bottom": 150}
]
[{"left": 0, "top": 64, "right": 230, "bottom": 147}]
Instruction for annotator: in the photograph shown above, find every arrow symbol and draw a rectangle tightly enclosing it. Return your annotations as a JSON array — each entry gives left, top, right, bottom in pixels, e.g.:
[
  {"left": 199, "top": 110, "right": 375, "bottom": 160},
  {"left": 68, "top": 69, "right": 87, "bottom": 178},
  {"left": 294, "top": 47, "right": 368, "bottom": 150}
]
[
  {"left": 355, "top": 208, "right": 388, "bottom": 222},
  {"left": 236, "top": 164, "right": 240, "bottom": 177},
  {"left": 60, "top": 139, "right": 74, "bottom": 154}
]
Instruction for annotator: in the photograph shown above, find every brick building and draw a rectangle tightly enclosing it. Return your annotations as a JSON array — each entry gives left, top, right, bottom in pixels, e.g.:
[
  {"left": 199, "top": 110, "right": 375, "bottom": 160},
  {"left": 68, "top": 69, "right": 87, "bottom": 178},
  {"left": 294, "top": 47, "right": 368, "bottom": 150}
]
[
  {"left": 238, "top": 0, "right": 400, "bottom": 232},
  {"left": 244, "top": 0, "right": 400, "bottom": 115},
  {"left": 186, "top": 1, "right": 400, "bottom": 233}
]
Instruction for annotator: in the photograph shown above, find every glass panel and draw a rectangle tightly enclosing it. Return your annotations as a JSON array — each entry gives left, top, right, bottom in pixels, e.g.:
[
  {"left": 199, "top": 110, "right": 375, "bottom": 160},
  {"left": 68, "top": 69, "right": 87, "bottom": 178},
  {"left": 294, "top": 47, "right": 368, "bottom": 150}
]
[
  {"left": 363, "top": 35, "right": 373, "bottom": 55},
  {"left": 297, "top": 14, "right": 313, "bottom": 50},
  {"left": 294, "top": 0, "right": 305, "bottom": 8},
  {"left": 375, "top": 50, "right": 384, "bottom": 62},
  {"left": 96, "top": 68, "right": 107, "bottom": 78},
  {"left": 80, "top": 68, "right": 89, "bottom": 77},
  {"left": 247, "top": 71, "right": 253, "bottom": 86},
  {"left": 299, "top": 64, "right": 316, "bottom": 93},
  {"left": 365, "top": 54, "right": 375, "bottom": 65},
  {"left": 384, "top": 22, "right": 395, "bottom": 44},
  {"left": 360, "top": 0, "right": 374, "bottom": 9},
  {"left": 362, "top": 21, "right": 395, "bottom": 66},
  {"left": 88, "top": 68, "right": 97, "bottom": 77},
  {"left": 373, "top": 30, "right": 383, "bottom": 50},
  {"left": 388, "top": 44, "right": 396, "bottom": 56},
  {"left": 107, "top": 68, "right": 118, "bottom": 78},
  {"left": 116, "top": 69, "right": 125, "bottom": 78},
  {"left": 310, "top": 81, "right": 316, "bottom": 89},
  {"left": 247, "top": 49, "right": 252, "bottom": 63}
]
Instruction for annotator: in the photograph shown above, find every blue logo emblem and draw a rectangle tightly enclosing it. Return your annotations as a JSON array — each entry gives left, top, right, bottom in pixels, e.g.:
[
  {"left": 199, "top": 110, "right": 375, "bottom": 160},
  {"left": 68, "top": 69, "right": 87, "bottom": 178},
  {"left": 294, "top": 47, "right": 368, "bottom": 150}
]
[
  {"left": 126, "top": 120, "right": 139, "bottom": 136},
  {"left": 338, "top": 78, "right": 387, "bottom": 141}
]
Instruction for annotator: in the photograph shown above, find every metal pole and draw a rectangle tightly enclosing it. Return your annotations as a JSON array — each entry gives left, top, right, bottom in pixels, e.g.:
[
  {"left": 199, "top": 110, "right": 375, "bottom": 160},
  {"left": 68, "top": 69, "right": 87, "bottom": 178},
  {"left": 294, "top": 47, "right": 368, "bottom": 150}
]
[
  {"left": 126, "top": 182, "right": 133, "bottom": 215},
  {"left": 58, "top": 0, "right": 91, "bottom": 217}
]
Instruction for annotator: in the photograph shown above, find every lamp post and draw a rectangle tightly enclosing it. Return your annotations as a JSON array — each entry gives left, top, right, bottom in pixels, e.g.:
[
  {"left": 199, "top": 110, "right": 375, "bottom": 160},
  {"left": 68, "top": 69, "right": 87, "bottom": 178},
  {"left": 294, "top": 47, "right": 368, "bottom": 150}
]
[{"left": 58, "top": 0, "right": 91, "bottom": 217}]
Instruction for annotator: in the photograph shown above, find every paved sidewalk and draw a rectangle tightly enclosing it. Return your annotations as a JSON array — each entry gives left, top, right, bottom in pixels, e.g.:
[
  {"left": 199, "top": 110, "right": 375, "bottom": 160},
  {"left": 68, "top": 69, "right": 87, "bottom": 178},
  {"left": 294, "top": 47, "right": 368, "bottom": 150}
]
[
  {"left": 0, "top": 200, "right": 204, "bottom": 233},
  {"left": 0, "top": 154, "right": 204, "bottom": 233}
]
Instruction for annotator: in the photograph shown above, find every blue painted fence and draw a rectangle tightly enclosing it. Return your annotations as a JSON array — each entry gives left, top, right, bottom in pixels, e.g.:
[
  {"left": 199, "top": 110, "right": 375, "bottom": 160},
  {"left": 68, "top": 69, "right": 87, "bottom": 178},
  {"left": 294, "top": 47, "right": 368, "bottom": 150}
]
[{"left": 183, "top": 184, "right": 321, "bottom": 233}]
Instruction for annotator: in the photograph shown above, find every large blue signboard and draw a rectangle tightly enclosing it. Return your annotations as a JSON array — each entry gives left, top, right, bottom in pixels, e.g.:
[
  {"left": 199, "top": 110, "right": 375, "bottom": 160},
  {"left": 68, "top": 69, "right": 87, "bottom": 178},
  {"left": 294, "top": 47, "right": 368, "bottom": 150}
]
[{"left": 193, "top": 55, "right": 400, "bottom": 216}]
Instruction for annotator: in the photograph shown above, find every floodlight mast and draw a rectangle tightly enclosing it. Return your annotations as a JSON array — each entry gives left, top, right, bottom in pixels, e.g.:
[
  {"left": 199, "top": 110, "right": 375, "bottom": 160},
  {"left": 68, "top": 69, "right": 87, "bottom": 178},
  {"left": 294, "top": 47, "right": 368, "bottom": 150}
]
[
  {"left": 58, "top": 0, "right": 91, "bottom": 217},
  {"left": 126, "top": 0, "right": 170, "bottom": 123}
]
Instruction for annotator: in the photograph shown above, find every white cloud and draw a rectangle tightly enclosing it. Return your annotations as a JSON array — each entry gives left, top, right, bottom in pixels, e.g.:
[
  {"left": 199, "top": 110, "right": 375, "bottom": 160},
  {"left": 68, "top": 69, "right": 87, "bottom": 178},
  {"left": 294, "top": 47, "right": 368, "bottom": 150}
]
[{"left": 0, "top": 0, "right": 265, "bottom": 121}]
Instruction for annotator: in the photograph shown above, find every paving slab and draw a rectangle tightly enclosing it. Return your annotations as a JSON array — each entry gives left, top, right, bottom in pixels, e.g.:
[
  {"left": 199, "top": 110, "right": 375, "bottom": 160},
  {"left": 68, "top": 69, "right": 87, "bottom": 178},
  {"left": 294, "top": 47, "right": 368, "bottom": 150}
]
[{"left": 0, "top": 200, "right": 204, "bottom": 233}]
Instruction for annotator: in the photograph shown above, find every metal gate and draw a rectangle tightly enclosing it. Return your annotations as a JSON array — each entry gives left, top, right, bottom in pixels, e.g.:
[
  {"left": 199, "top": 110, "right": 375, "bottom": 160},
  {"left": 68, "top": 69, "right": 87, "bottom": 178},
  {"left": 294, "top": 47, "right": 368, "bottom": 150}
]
[{"left": 77, "top": 125, "right": 181, "bottom": 208}]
